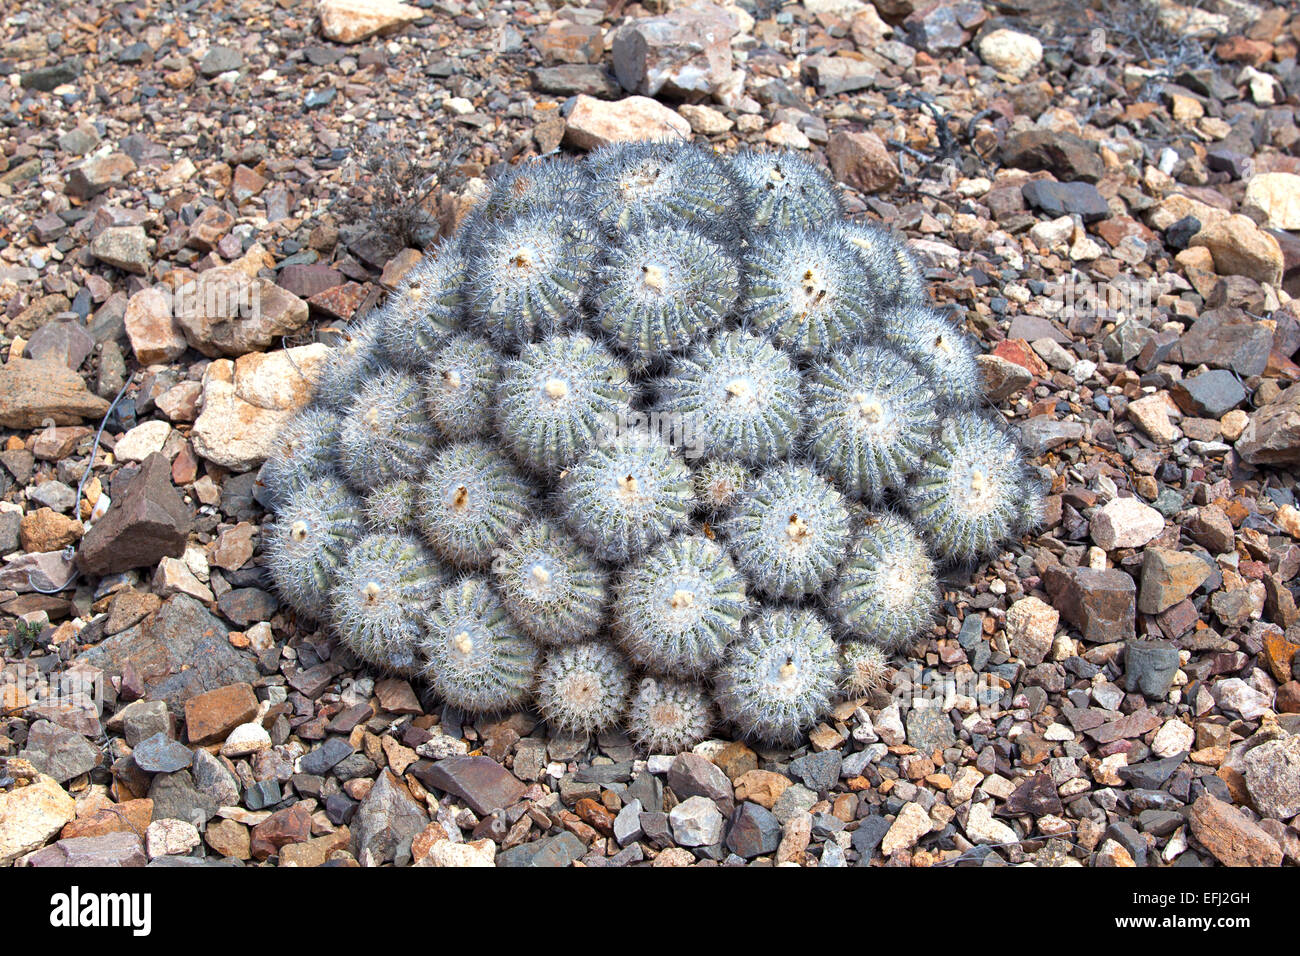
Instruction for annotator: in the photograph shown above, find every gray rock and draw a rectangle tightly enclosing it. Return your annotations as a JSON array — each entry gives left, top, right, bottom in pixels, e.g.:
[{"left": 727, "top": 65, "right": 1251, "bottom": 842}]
[
  {"left": 25, "top": 320, "right": 95, "bottom": 371},
  {"left": 351, "top": 771, "right": 428, "bottom": 867},
  {"left": 117, "top": 700, "right": 170, "bottom": 747},
  {"left": 726, "top": 801, "right": 781, "bottom": 858},
  {"left": 497, "top": 831, "right": 586, "bottom": 867},
  {"left": 788, "top": 750, "right": 843, "bottom": 793},
  {"left": 297, "top": 737, "right": 354, "bottom": 776},
  {"left": 1021, "top": 181, "right": 1110, "bottom": 222},
  {"left": 148, "top": 770, "right": 218, "bottom": 826},
  {"left": 1123, "top": 639, "right": 1181, "bottom": 699},
  {"left": 19, "top": 720, "right": 99, "bottom": 783},
  {"left": 669, "top": 795, "right": 724, "bottom": 847},
  {"left": 199, "top": 45, "right": 243, "bottom": 77},
  {"left": 131, "top": 732, "right": 194, "bottom": 773},
  {"left": 907, "top": 704, "right": 957, "bottom": 753},
  {"left": 772, "top": 782, "right": 817, "bottom": 824},
  {"left": 191, "top": 748, "right": 240, "bottom": 807},
  {"left": 412, "top": 755, "right": 527, "bottom": 816},
  {"left": 667, "top": 752, "right": 734, "bottom": 815},
  {"left": 614, "top": 798, "right": 644, "bottom": 846},
  {"left": 26, "top": 831, "right": 146, "bottom": 867},
  {"left": 1172, "top": 369, "right": 1246, "bottom": 418},
  {"left": 1240, "top": 735, "right": 1300, "bottom": 820}
]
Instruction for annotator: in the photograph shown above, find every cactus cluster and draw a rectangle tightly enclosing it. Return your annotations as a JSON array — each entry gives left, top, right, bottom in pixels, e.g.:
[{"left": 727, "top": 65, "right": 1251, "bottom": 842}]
[{"left": 264, "top": 142, "right": 1044, "bottom": 751}]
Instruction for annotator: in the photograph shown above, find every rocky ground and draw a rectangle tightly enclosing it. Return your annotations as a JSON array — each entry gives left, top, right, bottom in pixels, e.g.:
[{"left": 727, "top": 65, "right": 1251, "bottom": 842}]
[{"left": 0, "top": 0, "right": 1298, "bottom": 868}]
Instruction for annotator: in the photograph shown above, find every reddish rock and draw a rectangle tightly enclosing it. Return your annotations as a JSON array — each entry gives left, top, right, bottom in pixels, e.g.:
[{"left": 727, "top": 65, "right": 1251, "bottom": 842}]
[
  {"left": 828, "top": 130, "right": 899, "bottom": 195},
  {"left": 249, "top": 803, "right": 313, "bottom": 861},
  {"left": 1187, "top": 795, "right": 1283, "bottom": 867},
  {"left": 184, "top": 683, "right": 259, "bottom": 744}
]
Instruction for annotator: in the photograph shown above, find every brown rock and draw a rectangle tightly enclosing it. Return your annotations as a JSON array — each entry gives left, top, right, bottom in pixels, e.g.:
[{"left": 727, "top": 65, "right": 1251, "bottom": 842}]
[
  {"left": 76, "top": 453, "right": 191, "bottom": 577},
  {"left": 249, "top": 802, "right": 313, "bottom": 861},
  {"left": 562, "top": 94, "right": 691, "bottom": 151},
  {"left": 19, "top": 508, "right": 82, "bottom": 553},
  {"left": 317, "top": 0, "right": 423, "bottom": 44},
  {"left": 1187, "top": 794, "right": 1283, "bottom": 866},
  {"left": 205, "top": 818, "right": 250, "bottom": 860},
  {"left": 1238, "top": 383, "right": 1300, "bottom": 467},
  {"left": 173, "top": 266, "right": 310, "bottom": 357},
  {"left": 184, "top": 683, "right": 260, "bottom": 744},
  {"left": 733, "top": 769, "right": 791, "bottom": 809},
  {"left": 534, "top": 19, "right": 603, "bottom": 65},
  {"left": 60, "top": 799, "right": 153, "bottom": 840},
  {"left": 0, "top": 359, "right": 111, "bottom": 429},
  {"left": 1045, "top": 566, "right": 1136, "bottom": 642},
  {"left": 1137, "top": 548, "right": 1211, "bottom": 614},
  {"left": 186, "top": 205, "right": 235, "bottom": 252},
  {"left": 66, "top": 152, "right": 137, "bottom": 200},
  {"left": 827, "top": 130, "right": 899, "bottom": 195},
  {"left": 124, "top": 287, "right": 187, "bottom": 364}
]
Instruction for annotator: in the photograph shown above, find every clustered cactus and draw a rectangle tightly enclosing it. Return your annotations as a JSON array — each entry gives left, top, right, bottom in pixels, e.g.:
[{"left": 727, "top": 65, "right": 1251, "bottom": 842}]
[{"left": 264, "top": 142, "right": 1044, "bottom": 752}]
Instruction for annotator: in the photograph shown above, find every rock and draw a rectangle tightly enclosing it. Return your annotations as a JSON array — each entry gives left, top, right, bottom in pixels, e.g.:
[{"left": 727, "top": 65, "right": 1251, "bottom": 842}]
[
  {"left": 114, "top": 420, "right": 171, "bottom": 462},
  {"left": 881, "top": 801, "right": 931, "bottom": 855},
  {"left": 1169, "top": 308, "right": 1272, "bottom": 377},
  {"left": 1238, "top": 383, "right": 1300, "bottom": 467},
  {"left": 317, "top": 0, "right": 423, "bottom": 44},
  {"left": 733, "top": 769, "right": 792, "bottom": 809},
  {"left": 423, "top": 839, "right": 495, "bottom": 867},
  {"left": 1187, "top": 795, "right": 1283, "bottom": 866},
  {"left": 145, "top": 818, "right": 201, "bottom": 857},
  {"left": 66, "top": 153, "right": 137, "bottom": 200},
  {"left": 61, "top": 798, "right": 154, "bottom": 841},
  {"left": 903, "top": 1, "right": 984, "bottom": 54},
  {"left": 965, "top": 802, "right": 1018, "bottom": 845},
  {"left": 26, "top": 320, "right": 94, "bottom": 371},
  {"left": 1186, "top": 505, "right": 1235, "bottom": 553},
  {"left": 76, "top": 453, "right": 191, "bottom": 577},
  {"left": 678, "top": 103, "right": 733, "bottom": 135},
  {"left": 27, "top": 830, "right": 147, "bottom": 867},
  {"left": 1006, "top": 596, "right": 1059, "bottom": 666},
  {"left": 1243, "top": 172, "right": 1300, "bottom": 231},
  {"left": 220, "top": 721, "right": 272, "bottom": 758},
  {"left": 669, "top": 794, "right": 724, "bottom": 847},
  {"left": 563, "top": 94, "right": 691, "bottom": 151},
  {"left": 610, "top": 5, "right": 741, "bottom": 101},
  {"left": 1138, "top": 548, "right": 1211, "bottom": 614},
  {"left": 788, "top": 751, "right": 842, "bottom": 793},
  {"left": 1090, "top": 497, "right": 1163, "bottom": 550},
  {"left": 726, "top": 801, "right": 781, "bottom": 858},
  {"left": 801, "top": 55, "right": 876, "bottom": 96},
  {"left": 89, "top": 226, "right": 151, "bottom": 275},
  {"left": 1171, "top": 369, "right": 1246, "bottom": 418},
  {"left": 906, "top": 703, "right": 956, "bottom": 752},
  {"left": 19, "top": 508, "right": 81, "bottom": 553},
  {"left": 131, "top": 732, "right": 194, "bottom": 773},
  {"left": 0, "top": 358, "right": 110, "bottom": 428},
  {"left": 124, "top": 287, "right": 187, "bottom": 365},
  {"left": 0, "top": 775, "right": 76, "bottom": 864},
  {"left": 351, "top": 770, "right": 427, "bottom": 866},
  {"left": 184, "top": 683, "right": 259, "bottom": 745},
  {"left": 1150, "top": 719, "right": 1194, "bottom": 759},
  {"left": 1189, "top": 214, "right": 1284, "bottom": 287},
  {"left": 186, "top": 206, "right": 235, "bottom": 252},
  {"left": 531, "top": 64, "right": 622, "bottom": 98},
  {"left": 79, "top": 594, "right": 257, "bottom": 714},
  {"left": 173, "top": 266, "right": 310, "bottom": 357},
  {"left": 827, "top": 131, "right": 898, "bottom": 195},
  {"left": 205, "top": 819, "right": 250, "bottom": 860},
  {"left": 998, "top": 130, "right": 1103, "bottom": 183},
  {"left": 976, "top": 353, "right": 1033, "bottom": 400},
  {"left": 533, "top": 19, "right": 603, "bottom": 65},
  {"left": 1123, "top": 639, "right": 1181, "bottom": 698},
  {"left": 1020, "top": 181, "right": 1109, "bottom": 222},
  {"left": 497, "top": 831, "right": 585, "bottom": 867},
  {"left": 1240, "top": 736, "right": 1300, "bottom": 820},
  {"left": 977, "top": 28, "right": 1042, "bottom": 78},
  {"left": 19, "top": 721, "right": 99, "bottom": 783},
  {"left": 191, "top": 749, "right": 240, "bottom": 806},
  {"left": 191, "top": 345, "right": 330, "bottom": 471},
  {"left": 1045, "top": 566, "right": 1135, "bottom": 642},
  {"left": 667, "top": 752, "right": 734, "bottom": 815},
  {"left": 413, "top": 756, "right": 527, "bottom": 816},
  {"left": 1212, "top": 678, "right": 1271, "bottom": 720}
]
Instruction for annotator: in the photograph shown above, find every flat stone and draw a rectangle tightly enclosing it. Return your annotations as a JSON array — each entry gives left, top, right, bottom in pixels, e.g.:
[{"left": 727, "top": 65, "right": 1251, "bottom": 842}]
[
  {"left": 131, "top": 732, "right": 194, "bottom": 773},
  {"left": 1090, "top": 497, "right": 1163, "bottom": 550},
  {"left": 1172, "top": 369, "right": 1247, "bottom": 418},
  {"left": 726, "top": 801, "right": 781, "bottom": 858},
  {"left": 998, "top": 129, "right": 1104, "bottom": 183},
  {"left": 667, "top": 753, "right": 734, "bottom": 815},
  {"left": 1138, "top": 548, "right": 1211, "bottom": 614},
  {"left": 1240, "top": 735, "right": 1300, "bottom": 820},
  {"left": 184, "top": 683, "right": 259, "bottom": 745},
  {"left": 0, "top": 775, "right": 76, "bottom": 864},
  {"left": 89, "top": 226, "right": 151, "bottom": 275},
  {"left": 413, "top": 756, "right": 527, "bottom": 816},
  {"left": 497, "top": 830, "right": 585, "bottom": 867},
  {"left": 350, "top": 771, "right": 427, "bottom": 866},
  {"left": 0, "top": 358, "right": 110, "bottom": 429},
  {"left": 1021, "top": 181, "right": 1110, "bottom": 222},
  {"left": 1187, "top": 795, "right": 1283, "bottom": 866},
  {"left": 27, "top": 830, "right": 146, "bottom": 867},
  {"left": 881, "top": 801, "right": 932, "bottom": 855},
  {"left": 1238, "top": 383, "right": 1300, "bottom": 467},
  {"left": 563, "top": 94, "right": 691, "bottom": 151},
  {"left": 317, "top": 0, "right": 423, "bottom": 44},
  {"left": 1170, "top": 308, "right": 1273, "bottom": 377},
  {"left": 19, "top": 720, "right": 99, "bottom": 783}
]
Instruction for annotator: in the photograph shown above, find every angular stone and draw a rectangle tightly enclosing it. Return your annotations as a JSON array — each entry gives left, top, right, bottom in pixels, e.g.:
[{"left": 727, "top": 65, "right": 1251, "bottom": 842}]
[
  {"left": 563, "top": 94, "right": 691, "bottom": 151},
  {"left": 413, "top": 756, "right": 526, "bottom": 816},
  {"left": 610, "top": 5, "right": 739, "bottom": 100},
  {"left": 1189, "top": 214, "right": 1284, "bottom": 287},
  {"left": 19, "top": 720, "right": 99, "bottom": 783},
  {"left": 667, "top": 752, "right": 734, "bottom": 815},
  {"left": 77, "top": 453, "right": 191, "bottom": 577},
  {"left": 998, "top": 130, "right": 1104, "bottom": 183},
  {"left": 1090, "top": 497, "right": 1163, "bottom": 550},
  {"left": 1138, "top": 548, "right": 1211, "bottom": 614},
  {"left": 1021, "top": 181, "right": 1109, "bottom": 222},
  {"left": 1045, "top": 566, "right": 1136, "bottom": 642},
  {"left": 1005, "top": 596, "right": 1059, "bottom": 666},
  {"left": 89, "top": 226, "right": 151, "bottom": 275},
  {"left": 827, "top": 130, "right": 898, "bottom": 195},
  {"left": 1187, "top": 795, "right": 1283, "bottom": 866},
  {"left": 0, "top": 776, "right": 76, "bottom": 864},
  {"left": 1240, "top": 736, "right": 1300, "bottom": 820},
  {"left": 317, "top": 0, "right": 423, "bottom": 44},
  {"left": 27, "top": 830, "right": 146, "bottom": 867},
  {"left": 131, "top": 732, "right": 194, "bottom": 773},
  {"left": 351, "top": 770, "right": 428, "bottom": 867},
  {"left": 66, "top": 153, "right": 137, "bottom": 200},
  {"left": 1238, "top": 383, "right": 1300, "bottom": 467},
  {"left": 1123, "top": 639, "right": 1181, "bottom": 698},
  {"left": 173, "top": 267, "right": 310, "bottom": 357},
  {"left": 668, "top": 794, "right": 724, "bottom": 847},
  {"left": 184, "top": 683, "right": 259, "bottom": 745},
  {"left": 881, "top": 801, "right": 931, "bottom": 855},
  {"left": 25, "top": 320, "right": 95, "bottom": 371},
  {"left": 124, "top": 287, "right": 187, "bottom": 365},
  {"left": 0, "top": 358, "right": 110, "bottom": 429},
  {"left": 1172, "top": 369, "right": 1247, "bottom": 418},
  {"left": 1244, "top": 172, "right": 1300, "bottom": 231},
  {"left": 1170, "top": 308, "right": 1272, "bottom": 377},
  {"left": 497, "top": 830, "right": 585, "bottom": 867}
]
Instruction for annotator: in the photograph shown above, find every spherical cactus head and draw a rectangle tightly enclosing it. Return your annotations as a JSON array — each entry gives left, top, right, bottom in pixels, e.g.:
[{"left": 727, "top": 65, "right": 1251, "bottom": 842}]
[
  {"left": 492, "top": 519, "right": 609, "bottom": 645},
  {"left": 416, "top": 440, "right": 535, "bottom": 569},
  {"left": 652, "top": 330, "right": 802, "bottom": 467},
  {"left": 535, "top": 641, "right": 632, "bottom": 736},
  {"left": 828, "top": 510, "right": 938, "bottom": 650},
  {"left": 378, "top": 242, "right": 465, "bottom": 364},
  {"left": 613, "top": 533, "right": 750, "bottom": 675},
  {"left": 805, "top": 343, "right": 940, "bottom": 501},
  {"left": 587, "top": 140, "right": 747, "bottom": 241},
  {"left": 338, "top": 369, "right": 439, "bottom": 491},
  {"left": 558, "top": 428, "right": 695, "bottom": 564},
  {"left": 740, "top": 227, "right": 873, "bottom": 356},
  {"left": 496, "top": 332, "right": 635, "bottom": 476},
  {"left": 260, "top": 406, "right": 342, "bottom": 510},
  {"left": 266, "top": 475, "right": 365, "bottom": 621},
  {"left": 627, "top": 677, "right": 714, "bottom": 754},
  {"left": 727, "top": 148, "right": 842, "bottom": 232},
  {"left": 591, "top": 223, "right": 740, "bottom": 358},
  {"left": 422, "top": 333, "right": 502, "bottom": 442},
  {"left": 314, "top": 314, "right": 389, "bottom": 411},
  {"left": 329, "top": 532, "right": 441, "bottom": 674},
  {"left": 841, "top": 640, "right": 891, "bottom": 697},
  {"left": 481, "top": 157, "right": 591, "bottom": 222},
  {"left": 836, "top": 219, "right": 927, "bottom": 308},
  {"left": 715, "top": 607, "right": 842, "bottom": 745},
  {"left": 692, "top": 459, "right": 751, "bottom": 513},
  {"left": 1014, "top": 463, "right": 1050, "bottom": 537},
  {"left": 421, "top": 575, "right": 540, "bottom": 713},
  {"left": 363, "top": 479, "right": 418, "bottom": 533},
  {"left": 721, "top": 463, "right": 850, "bottom": 600},
  {"left": 878, "top": 304, "right": 982, "bottom": 409},
  {"left": 466, "top": 207, "right": 600, "bottom": 351},
  {"left": 904, "top": 410, "right": 1033, "bottom": 563}
]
